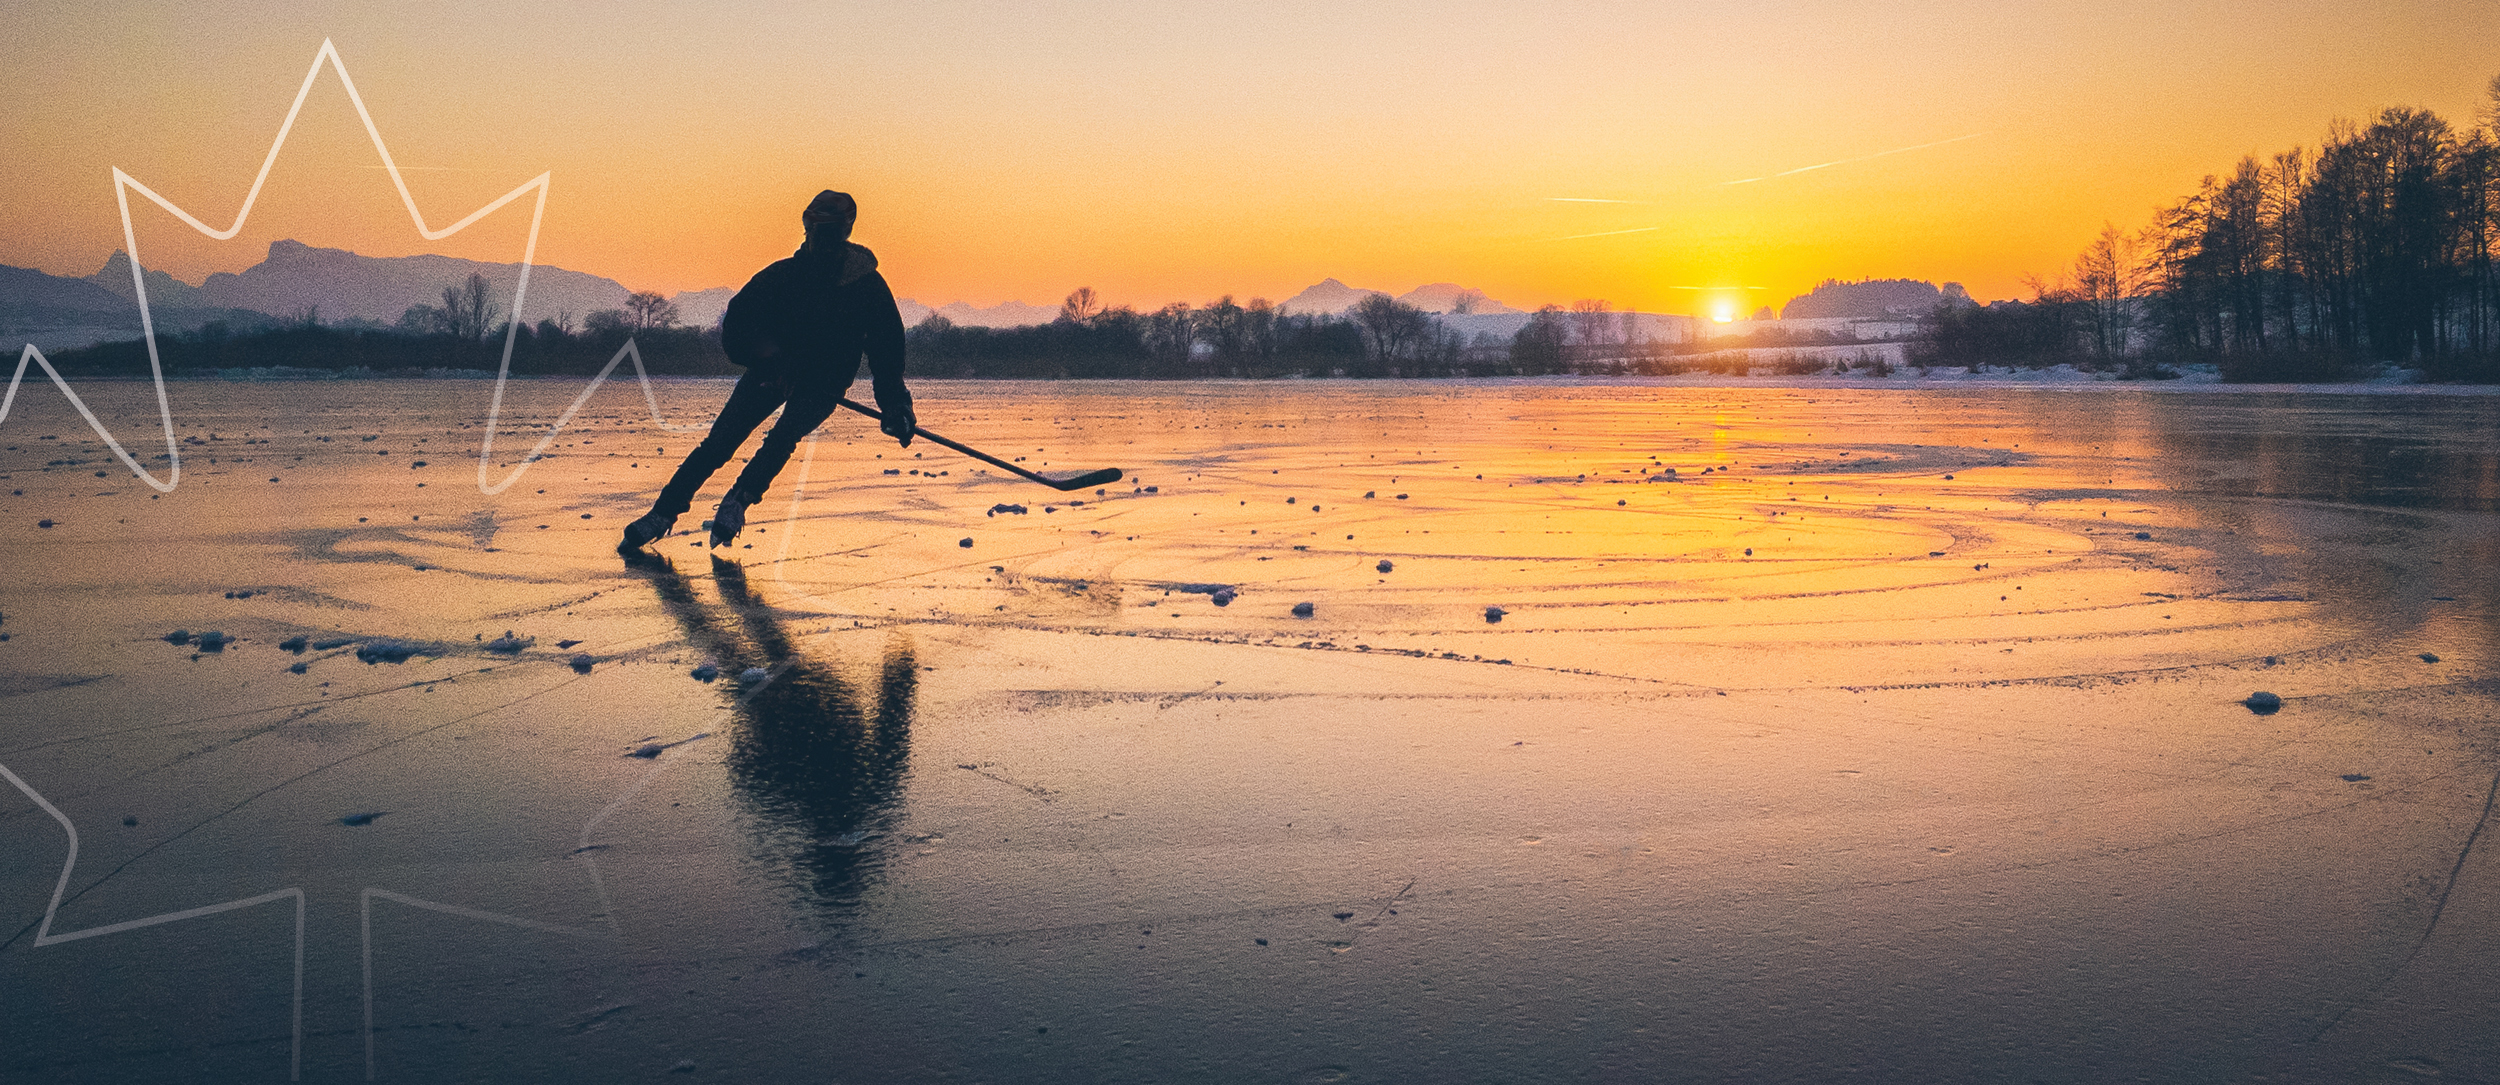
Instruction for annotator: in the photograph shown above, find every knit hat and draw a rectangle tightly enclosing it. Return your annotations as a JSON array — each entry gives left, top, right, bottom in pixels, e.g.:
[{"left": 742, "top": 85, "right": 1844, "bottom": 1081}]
[{"left": 802, "top": 190, "right": 857, "bottom": 225}]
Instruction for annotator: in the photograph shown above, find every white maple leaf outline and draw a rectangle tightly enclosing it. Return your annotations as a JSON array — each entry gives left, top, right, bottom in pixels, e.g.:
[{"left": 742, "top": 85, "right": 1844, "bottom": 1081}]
[
  {"left": 0, "top": 37, "right": 742, "bottom": 1081},
  {"left": 0, "top": 37, "right": 703, "bottom": 500}
]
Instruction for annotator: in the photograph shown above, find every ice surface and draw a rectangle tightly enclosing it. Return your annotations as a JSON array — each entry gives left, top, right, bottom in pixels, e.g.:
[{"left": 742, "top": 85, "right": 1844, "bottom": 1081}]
[{"left": 0, "top": 378, "right": 2494, "bottom": 1082}]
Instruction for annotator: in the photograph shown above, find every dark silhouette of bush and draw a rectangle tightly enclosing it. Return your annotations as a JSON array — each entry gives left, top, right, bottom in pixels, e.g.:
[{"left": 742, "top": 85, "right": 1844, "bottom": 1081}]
[
  {"left": 1910, "top": 300, "right": 2076, "bottom": 370},
  {"left": 44, "top": 319, "right": 736, "bottom": 377}
]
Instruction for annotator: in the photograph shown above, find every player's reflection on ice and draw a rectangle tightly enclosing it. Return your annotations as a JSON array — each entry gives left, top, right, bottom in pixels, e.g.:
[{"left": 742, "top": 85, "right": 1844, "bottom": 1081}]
[{"left": 623, "top": 550, "right": 916, "bottom": 915}]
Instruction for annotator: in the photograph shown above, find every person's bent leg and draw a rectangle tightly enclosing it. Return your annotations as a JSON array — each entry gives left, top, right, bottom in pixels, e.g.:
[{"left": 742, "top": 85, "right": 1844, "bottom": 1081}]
[
  {"left": 626, "top": 374, "right": 789, "bottom": 550},
  {"left": 726, "top": 387, "right": 843, "bottom": 504},
  {"left": 651, "top": 374, "right": 791, "bottom": 517}
]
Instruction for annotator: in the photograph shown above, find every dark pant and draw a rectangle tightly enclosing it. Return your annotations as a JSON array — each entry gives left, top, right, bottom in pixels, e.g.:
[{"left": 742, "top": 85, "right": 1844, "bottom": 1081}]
[{"left": 651, "top": 371, "right": 845, "bottom": 517}]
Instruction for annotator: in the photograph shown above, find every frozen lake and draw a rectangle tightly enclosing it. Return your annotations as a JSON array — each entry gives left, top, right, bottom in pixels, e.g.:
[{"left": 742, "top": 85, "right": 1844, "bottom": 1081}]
[{"left": 2, "top": 377, "right": 2496, "bottom": 1082}]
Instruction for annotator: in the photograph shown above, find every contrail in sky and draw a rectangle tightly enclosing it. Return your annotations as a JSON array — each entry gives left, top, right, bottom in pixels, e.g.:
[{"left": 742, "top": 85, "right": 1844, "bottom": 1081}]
[
  {"left": 1721, "top": 132, "right": 1985, "bottom": 185},
  {"left": 1546, "top": 197, "right": 1647, "bottom": 204},
  {"left": 1548, "top": 225, "right": 1661, "bottom": 241}
]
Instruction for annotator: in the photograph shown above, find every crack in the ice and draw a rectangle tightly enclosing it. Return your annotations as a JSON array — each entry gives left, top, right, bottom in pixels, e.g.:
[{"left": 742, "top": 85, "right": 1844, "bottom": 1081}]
[
  {"left": 0, "top": 674, "right": 588, "bottom": 953},
  {"left": 2307, "top": 760, "right": 2500, "bottom": 1042}
]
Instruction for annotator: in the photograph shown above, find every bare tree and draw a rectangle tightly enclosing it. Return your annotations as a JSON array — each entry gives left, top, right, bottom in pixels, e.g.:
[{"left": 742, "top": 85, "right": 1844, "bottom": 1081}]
[
  {"left": 2467, "top": 105, "right": 2499, "bottom": 356},
  {"left": 624, "top": 291, "right": 680, "bottom": 331},
  {"left": 439, "top": 272, "right": 499, "bottom": 340},
  {"left": 1567, "top": 299, "right": 1614, "bottom": 358},
  {"left": 435, "top": 271, "right": 502, "bottom": 340},
  {"left": 2263, "top": 149, "right": 2308, "bottom": 351},
  {"left": 2072, "top": 223, "right": 2146, "bottom": 359},
  {"left": 1143, "top": 303, "right": 1196, "bottom": 375},
  {"left": 1198, "top": 295, "right": 1246, "bottom": 362},
  {"left": 1351, "top": 293, "right": 1430, "bottom": 364},
  {"left": 1243, "top": 297, "right": 1278, "bottom": 361},
  {"left": 1449, "top": 288, "right": 1488, "bottom": 315},
  {"left": 1059, "top": 286, "right": 1102, "bottom": 323}
]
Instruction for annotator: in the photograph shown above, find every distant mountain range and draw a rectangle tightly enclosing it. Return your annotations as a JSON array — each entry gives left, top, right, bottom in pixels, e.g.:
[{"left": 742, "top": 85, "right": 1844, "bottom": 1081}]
[
  {"left": 0, "top": 241, "right": 738, "bottom": 351},
  {"left": 905, "top": 298, "right": 1062, "bottom": 328},
  {"left": 0, "top": 259, "right": 282, "bottom": 352},
  {"left": 1277, "top": 278, "right": 1525, "bottom": 316},
  {"left": 83, "top": 241, "right": 683, "bottom": 328}
]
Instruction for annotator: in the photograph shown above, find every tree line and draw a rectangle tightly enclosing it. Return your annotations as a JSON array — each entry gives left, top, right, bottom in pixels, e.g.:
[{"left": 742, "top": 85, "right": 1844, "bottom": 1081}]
[
  {"left": 44, "top": 276, "right": 1838, "bottom": 381},
  {"left": 912, "top": 290, "right": 1745, "bottom": 379},
  {"left": 1921, "top": 78, "right": 2500, "bottom": 381},
  {"left": 908, "top": 290, "right": 1475, "bottom": 379},
  {"left": 45, "top": 273, "right": 737, "bottom": 377},
  {"left": 52, "top": 271, "right": 1934, "bottom": 383}
]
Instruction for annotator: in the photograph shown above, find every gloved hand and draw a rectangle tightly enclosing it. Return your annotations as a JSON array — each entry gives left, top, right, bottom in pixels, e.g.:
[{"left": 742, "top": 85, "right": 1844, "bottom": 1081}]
[{"left": 876, "top": 390, "right": 915, "bottom": 448}]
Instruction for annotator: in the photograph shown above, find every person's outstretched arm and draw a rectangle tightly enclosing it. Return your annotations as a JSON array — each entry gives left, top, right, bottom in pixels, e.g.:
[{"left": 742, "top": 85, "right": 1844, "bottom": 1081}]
[{"left": 862, "top": 273, "right": 913, "bottom": 446}]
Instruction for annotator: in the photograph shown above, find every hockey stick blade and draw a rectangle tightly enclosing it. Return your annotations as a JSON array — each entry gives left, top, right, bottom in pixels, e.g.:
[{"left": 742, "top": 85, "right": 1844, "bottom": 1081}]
[
  {"left": 834, "top": 398, "right": 1124, "bottom": 492},
  {"left": 1045, "top": 466, "right": 1123, "bottom": 491}
]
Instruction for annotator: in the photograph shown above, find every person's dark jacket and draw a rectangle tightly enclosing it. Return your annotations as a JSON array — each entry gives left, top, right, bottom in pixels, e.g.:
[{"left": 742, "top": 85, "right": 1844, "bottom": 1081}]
[{"left": 721, "top": 242, "right": 908, "bottom": 412}]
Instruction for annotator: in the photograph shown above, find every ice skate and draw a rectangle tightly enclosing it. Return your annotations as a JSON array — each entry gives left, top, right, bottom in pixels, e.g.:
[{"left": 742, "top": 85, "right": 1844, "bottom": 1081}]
[
  {"left": 710, "top": 489, "right": 758, "bottom": 548},
  {"left": 618, "top": 510, "right": 677, "bottom": 552}
]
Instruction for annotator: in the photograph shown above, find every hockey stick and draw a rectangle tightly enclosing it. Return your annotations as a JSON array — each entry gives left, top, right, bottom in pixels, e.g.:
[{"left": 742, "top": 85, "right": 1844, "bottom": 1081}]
[{"left": 836, "top": 397, "right": 1123, "bottom": 492}]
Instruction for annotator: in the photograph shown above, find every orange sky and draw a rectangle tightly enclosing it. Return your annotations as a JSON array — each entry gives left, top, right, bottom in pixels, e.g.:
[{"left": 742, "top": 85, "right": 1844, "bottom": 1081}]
[{"left": 2, "top": 2, "right": 2492, "bottom": 318}]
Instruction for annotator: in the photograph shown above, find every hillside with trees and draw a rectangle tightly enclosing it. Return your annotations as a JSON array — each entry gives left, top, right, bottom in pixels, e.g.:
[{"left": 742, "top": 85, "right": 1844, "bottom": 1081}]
[
  {"left": 1919, "top": 78, "right": 2500, "bottom": 381},
  {"left": 1780, "top": 279, "right": 1968, "bottom": 320}
]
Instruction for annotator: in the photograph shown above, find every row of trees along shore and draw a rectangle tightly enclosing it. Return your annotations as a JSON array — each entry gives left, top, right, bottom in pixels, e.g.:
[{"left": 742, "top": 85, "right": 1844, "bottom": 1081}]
[
  {"left": 53, "top": 276, "right": 1883, "bottom": 379},
  {"left": 909, "top": 289, "right": 1515, "bottom": 379},
  {"left": 1923, "top": 79, "right": 2500, "bottom": 382},
  {"left": 901, "top": 290, "right": 1904, "bottom": 378}
]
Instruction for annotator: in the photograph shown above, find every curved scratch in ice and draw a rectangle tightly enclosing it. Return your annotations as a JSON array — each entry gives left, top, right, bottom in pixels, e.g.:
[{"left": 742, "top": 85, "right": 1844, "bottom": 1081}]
[
  {"left": 358, "top": 889, "right": 605, "bottom": 1081},
  {"left": 360, "top": 733, "right": 709, "bottom": 1080}
]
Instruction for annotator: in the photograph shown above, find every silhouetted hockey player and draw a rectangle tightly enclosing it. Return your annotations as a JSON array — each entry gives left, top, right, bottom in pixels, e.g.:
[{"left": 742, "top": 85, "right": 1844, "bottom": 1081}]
[{"left": 621, "top": 189, "right": 914, "bottom": 551}]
